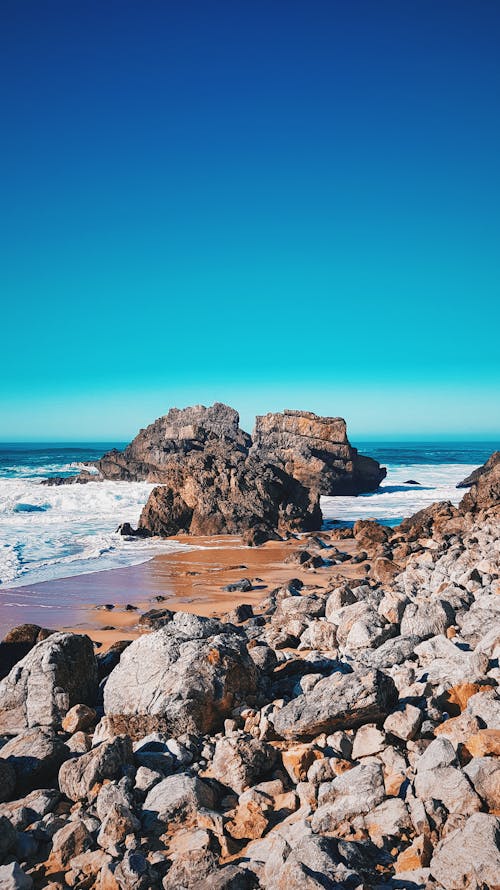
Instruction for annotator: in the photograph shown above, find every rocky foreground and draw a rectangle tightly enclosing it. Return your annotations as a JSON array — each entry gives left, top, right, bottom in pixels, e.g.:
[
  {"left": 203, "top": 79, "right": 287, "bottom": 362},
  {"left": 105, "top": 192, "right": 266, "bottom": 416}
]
[{"left": 0, "top": 456, "right": 499, "bottom": 889}]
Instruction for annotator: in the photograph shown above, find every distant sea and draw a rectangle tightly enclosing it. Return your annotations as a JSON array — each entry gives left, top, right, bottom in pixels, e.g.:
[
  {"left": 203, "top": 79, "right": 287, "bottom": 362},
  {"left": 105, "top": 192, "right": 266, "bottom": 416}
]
[{"left": 0, "top": 441, "right": 497, "bottom": 590}]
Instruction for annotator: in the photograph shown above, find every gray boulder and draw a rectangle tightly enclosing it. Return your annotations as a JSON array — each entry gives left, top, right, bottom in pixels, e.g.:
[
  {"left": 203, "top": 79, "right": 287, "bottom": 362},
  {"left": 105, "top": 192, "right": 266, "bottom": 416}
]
[
  {"left": 0, "top": 862, "right": 33, "bottom": 889},
  {"left": 0, "top": 728, "right": 69, "bottom": 792},
  {"left": 58, "top": 736, "right": 133, "bottom": 801},
  {"left": 429, "top": 813, "right": 500, "bottom": 888},
  {"left": 103, "top": 621, "right": 258, "bottom": 737},
  {"left": 143, "top": 773, "right": 217, "bottom": 826},
  {"left": 0, "top": 632, "right": 97, "bottom": 735},
  {"left": 211, "top": 734, "right": 277, "bottom": 793},
  {"left": 273, "top": 670, "right": 397, "bottom": 740}
]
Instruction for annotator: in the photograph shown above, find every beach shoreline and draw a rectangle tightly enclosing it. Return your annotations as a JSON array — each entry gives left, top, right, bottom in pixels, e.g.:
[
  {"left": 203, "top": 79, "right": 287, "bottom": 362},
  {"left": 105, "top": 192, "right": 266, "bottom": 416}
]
[{"left": 0, "top": 532, "right": 364, "bottom": 649}]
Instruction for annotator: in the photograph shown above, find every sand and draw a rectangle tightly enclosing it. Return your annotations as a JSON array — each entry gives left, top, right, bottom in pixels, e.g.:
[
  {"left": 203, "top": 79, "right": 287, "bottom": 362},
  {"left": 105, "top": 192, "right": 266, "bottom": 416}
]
[{"left": 1, "top": 533, "right": 364, "bottom": 650}]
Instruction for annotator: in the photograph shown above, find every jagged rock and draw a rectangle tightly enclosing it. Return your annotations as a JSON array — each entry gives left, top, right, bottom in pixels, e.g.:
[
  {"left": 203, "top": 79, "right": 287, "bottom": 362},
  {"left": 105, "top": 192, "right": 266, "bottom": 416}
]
[
  {"left": 353, "top": 520, "right": 390, "bottom": 550},
  {"left": 143, "top": 773, "right": 217, "bottom": 825},
  {"left": 211, "top": 735, "right": 277, "bottom": 793},
  {"left": 400, "top": 599, "right": 455, "bottom": 640},
  {"left": 398, "top": 501, "right": 460, "bottom": 541},
  {"left": 429, "top": 813, "right": 500, "bottom": 888},
  {"left": 0, "top": 728, "right": 69, "bottom": 792},
  {"left": 459, "top": 452, "right": 500, "bottom": 513},
  {"left": 0, "top": 632, "right": 97, "bottom": 735},
  {"left": 103, "top": 619, "right": 258, "bottom": 738},
  {"left": 457, "top": 451, "right": 500, "bottom": 487},
  {"left": 97, "top": 802, "right": 140, "bottom": 855},
  {"left": 364, "top": 798, "right": 412, "bottom": 847},
  {"left": 273, "top": 669, "right": 397, "bottom": 740},
  {"left": 314, "top": 762, "right": 386, "bottom": 830},
  {"left": 464, "top": 757, "right": 500, "bottom": 811},
  {"left": 0, "top": 788, "right": 60, "bottom": 830},
  {"left": 138, "top": 457, "right": 320, "bottom": 538},
  {"left": 0, "top": 862, "right": 33, "bottom": 889},
  {"left": 58, "top": 736, "right": 133, "bottom": 801},
  {"left": 251, "top": 409, "right": 386, "bottom": 495},
  {"left": 384, "top": 704, "right": 422, "bottom": 741},
  {"left": 47, "top": 818, "right": 94, "bottom": 868}
]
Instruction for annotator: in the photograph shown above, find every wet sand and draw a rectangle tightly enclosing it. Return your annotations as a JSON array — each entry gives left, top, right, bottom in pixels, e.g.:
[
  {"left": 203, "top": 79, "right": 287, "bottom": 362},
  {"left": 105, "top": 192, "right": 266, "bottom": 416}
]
[{"left": 0, "top": 533, "right": 363, "bottom": 649}]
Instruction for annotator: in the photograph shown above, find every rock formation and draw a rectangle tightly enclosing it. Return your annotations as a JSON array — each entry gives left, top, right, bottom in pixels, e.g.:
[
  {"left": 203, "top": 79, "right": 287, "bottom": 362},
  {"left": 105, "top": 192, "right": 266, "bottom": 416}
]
[
  {"left": 456, "top": 450, "right": 500, "bottom": 488},
  {"left": 251, "top": 409, "right": 386, "bottom": 495},
  {"left": 91, "top": 403, "right": 383, "bottom": 539}
]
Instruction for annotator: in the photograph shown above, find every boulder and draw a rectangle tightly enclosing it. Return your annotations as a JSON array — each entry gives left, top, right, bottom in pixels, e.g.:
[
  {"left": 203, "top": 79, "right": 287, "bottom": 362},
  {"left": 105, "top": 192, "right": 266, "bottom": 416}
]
[
  {"left": 211, "top": 735, "right": 277, "bottom": 793},
  {"left": 312, "top": 761, "right": 386, "bottom": 831},
  {"left": 103, "top": 620, "right": 259, "bottom": 738},
  {"left": 0, "top": 632, "right": 98, "bottom": 735},
  {"left": 251, "top": 409, "right": 386, "bottom": 495},
  {"left": 459, "top": 452, "right": 500, "bottom": 513},
  {"left": 0, "top": 863, "right": 33, "bottom": 889},
  {"left": 273, "top": 669, "right": 397, "bottom": 740},
  {"left": 429, "top": 813, "right": 500, "bottom": 888},
  {"left": 143, "top": 773, "right": 217, "bottom": 825},
  {"left": 58, "top": 736, "right": 133, "bottom": 801},
  {"left": 457, "top": 451, "right": 500, "bottom": 488},
  {"left": 0, "top": 728, "right": 69, "bottom": 791}
]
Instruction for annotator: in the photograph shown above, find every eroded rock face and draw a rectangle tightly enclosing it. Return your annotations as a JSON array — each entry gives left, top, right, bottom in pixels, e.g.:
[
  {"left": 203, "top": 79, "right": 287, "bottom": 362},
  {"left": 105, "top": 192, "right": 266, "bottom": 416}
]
[
  {"left": 136, "top": 451, "right": 321, "bottom": 539},
  {"left": 103, "top": 616, "right": 259, "bottom": 737},
  {"left": 251, "top": 409, "right": 386, "bottom": 495},
  {"left": 0, "top": 632, "right": 98, "bottom": 735},
  {"left": 459, "top": 452, "right": 500, "bottom": 514}
]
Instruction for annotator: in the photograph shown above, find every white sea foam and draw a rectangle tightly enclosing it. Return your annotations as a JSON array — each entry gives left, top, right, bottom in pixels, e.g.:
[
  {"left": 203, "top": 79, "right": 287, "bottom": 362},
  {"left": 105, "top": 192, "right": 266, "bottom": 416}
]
[
  {"left": 0, "top": 478, "right": 190, "bottom": 588},
  {"left": 321, "top": 462, "right": 476, "bottom": 525}
]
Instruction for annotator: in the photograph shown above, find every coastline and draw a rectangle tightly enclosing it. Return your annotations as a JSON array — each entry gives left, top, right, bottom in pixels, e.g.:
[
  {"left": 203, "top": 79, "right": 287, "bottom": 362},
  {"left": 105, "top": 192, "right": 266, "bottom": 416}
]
[{"left": 0, "top": 532, "right": 364, "bottom": 648}]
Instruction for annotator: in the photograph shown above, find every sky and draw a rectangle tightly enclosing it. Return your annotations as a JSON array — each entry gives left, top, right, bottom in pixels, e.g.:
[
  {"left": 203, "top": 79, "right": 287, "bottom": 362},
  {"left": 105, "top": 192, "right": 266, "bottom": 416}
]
[{"left": 1, "top": 0, "right": 499, "bottom": 441}]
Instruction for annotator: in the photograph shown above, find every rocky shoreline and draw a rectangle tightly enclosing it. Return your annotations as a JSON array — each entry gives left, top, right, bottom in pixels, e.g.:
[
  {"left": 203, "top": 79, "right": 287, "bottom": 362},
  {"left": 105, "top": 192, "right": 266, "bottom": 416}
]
[{"left": 0, "top": 452, "right": 498, "bottom": 888}]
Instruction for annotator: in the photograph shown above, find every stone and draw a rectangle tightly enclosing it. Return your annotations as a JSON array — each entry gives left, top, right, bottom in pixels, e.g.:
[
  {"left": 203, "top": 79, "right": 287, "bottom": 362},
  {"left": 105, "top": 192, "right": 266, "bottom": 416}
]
[
  {"left": 429, "top": 813, "right": 500, "bottom": 888},
  {"left": 281, "top": 744, "right": 323, "bottom": 783},
  {"left": 103, "top": 621, "right": 259, "bottom": 738},
  {"left": 459, "top": 452, "right": 500, "bottom": 513},
  {"left": 97, "top": 802, "right": 140, "bottom": 855},
  {"left": 273, "top": 669, "right": 397, "bottom": 740},
  {"left": 414, "top": 765, "right": 481, "bottom": 815},
  {"left": 226, "top": 798, "right": 270, "bottom": 840},
  {"left": 400, "top": 600, "right": 455, "bottom": 640},
  {"left": 58, "top": 736, "right": 133, "bottom": 801},
  {"left": 113, "top": 849, "right": 152, "bottom": 890},
  {"left": 312, "top": 761, "right": 386, "bottom": 831},
  {"left": 464, "top": 757, "right": 500, "bottom": 810},
  {"left": 0, "top": 632, "right": 98, "bottom": 735},
  {"left": 384, "top": 704, "right": 422, "bottom": 741},
  {"left": 0, "top": 863, "right": 33, "bottom": 889},
  {"left": 142, "top": 773, "right": 217, "bottom": 825},
  {"left": 47, "top": 818, "right": 94, "bottom": 868},
  {"left": 464, "top": 728, "right": 500, "bottom": 757},
  {"left": 211, "top": 735, "right": 276, "bottom": 793},
  {"left": 0, "top": 814, "right": 16, "bottom": 859},
  {"left": 364, "top": 798, "right": 412, "bottom": 846},
  {"left": 0, "top": 728, "right": 69, "bottom": 791},
  {"left": 251, "top": 409, "right": 386, "bottom": 495},
  {"left": 61, "top": 704, "right": 97, "bottom": 734},
  {"left": 351, "top": 724, "right": 386, "bottom": 759},
  {"left": 395, "top": 835, "right": 433, "bottom": 872}
]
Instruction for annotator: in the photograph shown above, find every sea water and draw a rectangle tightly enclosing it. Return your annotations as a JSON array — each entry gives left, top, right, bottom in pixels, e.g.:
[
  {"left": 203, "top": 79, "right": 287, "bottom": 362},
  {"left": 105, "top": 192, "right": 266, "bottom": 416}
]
[{"left": 0, "top": 441, "right": 496, "bottom": 590}]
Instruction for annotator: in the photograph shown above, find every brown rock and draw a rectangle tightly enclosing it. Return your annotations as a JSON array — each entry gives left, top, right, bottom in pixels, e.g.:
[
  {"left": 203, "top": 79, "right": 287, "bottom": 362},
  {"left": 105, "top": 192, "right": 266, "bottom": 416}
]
[
  {"left": 47, "top": 819, "right": 94, "bottom": 869},
  {"left": 464, "top": 729, "right": 500, "bottom": 758},
  {"left": 395, "top": 835, "right": 433, "bottom": 872},
  {"left": 251, "top": 409, "right": 386, "bottom": 495},
  {"left": 281, "top": 744, "right": 323, "bottom": 783},
  {"left": 62, "top": 704, "right": 97, "bottom": 734},
  {"left": 226, "top": 798, "right": 270, "bottom": 840}
]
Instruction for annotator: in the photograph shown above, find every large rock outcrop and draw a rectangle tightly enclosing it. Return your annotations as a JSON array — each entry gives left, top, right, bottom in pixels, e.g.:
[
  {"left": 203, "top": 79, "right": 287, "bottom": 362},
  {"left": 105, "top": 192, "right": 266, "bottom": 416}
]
[
  {"left": 457, "top": 451, "right": 500, "bottom": 488},
  {"left": 136, "top": 449, "right": 321, "bottom": 537},
  {"left": 69, "top": 403, "right": 385, "bottom": 539},
  {"left": 251, "top": 409, "right": 386, "bottom": 495}
]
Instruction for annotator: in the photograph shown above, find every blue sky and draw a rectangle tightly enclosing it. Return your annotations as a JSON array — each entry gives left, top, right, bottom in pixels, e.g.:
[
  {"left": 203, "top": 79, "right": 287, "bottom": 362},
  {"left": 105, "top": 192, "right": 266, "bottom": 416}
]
[{"left": 1, "top": 0, "right": 499, "bottom": 440}]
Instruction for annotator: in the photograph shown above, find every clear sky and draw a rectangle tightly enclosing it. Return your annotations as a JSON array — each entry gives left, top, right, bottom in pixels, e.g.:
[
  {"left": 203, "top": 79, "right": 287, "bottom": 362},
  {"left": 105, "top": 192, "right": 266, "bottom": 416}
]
[{"left": 1, "top": 0, "right": 499, "bottom": 441}]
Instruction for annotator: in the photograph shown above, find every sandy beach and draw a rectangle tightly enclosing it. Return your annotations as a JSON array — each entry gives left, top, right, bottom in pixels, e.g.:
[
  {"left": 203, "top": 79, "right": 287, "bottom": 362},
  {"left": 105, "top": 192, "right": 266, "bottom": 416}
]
[{"left": 1, "top": 532, "right": 364, "bottom": 649}]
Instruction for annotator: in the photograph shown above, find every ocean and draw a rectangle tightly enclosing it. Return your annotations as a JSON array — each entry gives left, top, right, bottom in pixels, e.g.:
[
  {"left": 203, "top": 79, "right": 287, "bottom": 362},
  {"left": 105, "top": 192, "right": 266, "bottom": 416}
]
[{"left": 0, "top": 441, "right": 496, "bottom": 591}]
